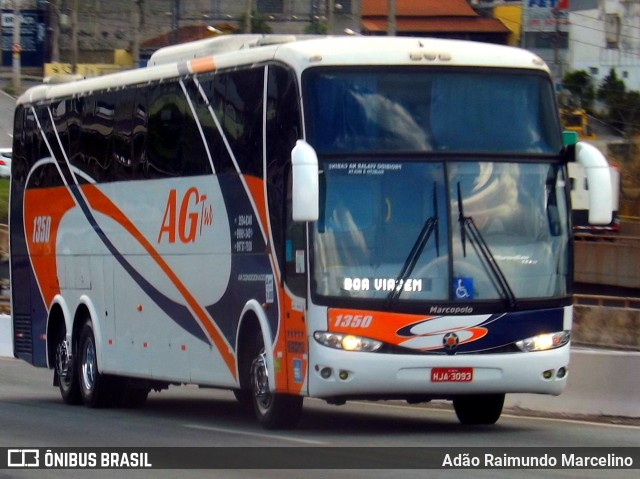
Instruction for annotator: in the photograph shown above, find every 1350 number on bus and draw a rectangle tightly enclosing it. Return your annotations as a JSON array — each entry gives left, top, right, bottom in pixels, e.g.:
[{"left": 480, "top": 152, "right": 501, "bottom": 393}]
[
  {"left": 334, "top": 314, "right": 373, "bottom": 328},
  {"left": 32, "top": 216, "right": 52, "bottom": 243}
]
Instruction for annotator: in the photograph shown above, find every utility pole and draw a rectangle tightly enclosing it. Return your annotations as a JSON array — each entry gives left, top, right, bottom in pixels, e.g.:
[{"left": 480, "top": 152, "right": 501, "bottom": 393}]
[
  {"left": 171, "top": 0, "right": 180, "bottom": 44},
  {"left": 328, "top": 0, "right": 334, "bottom": 34},
  {"left": 387, "top": 0, "right": 396, "bottom": 36},
  {"left": 244, "top": 0, "right": 251, "bottom": 33},
  {"left": 49, "top": 0, "right": 60, "bottom": 63},
  {"left": 132, "top": 0, "right": 144, "bottom": 66},
  {"left": 12, "top": 0, "right": 21, "bottom": 93},
  {"left": 71, "top": 0, "right": 78, "bottom": 73}
]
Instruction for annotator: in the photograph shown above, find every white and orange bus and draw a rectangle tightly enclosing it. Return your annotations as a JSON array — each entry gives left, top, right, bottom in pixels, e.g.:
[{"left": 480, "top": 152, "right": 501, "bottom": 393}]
[{"left": 10, "top": 35, "right": 612, "bottom": 429}]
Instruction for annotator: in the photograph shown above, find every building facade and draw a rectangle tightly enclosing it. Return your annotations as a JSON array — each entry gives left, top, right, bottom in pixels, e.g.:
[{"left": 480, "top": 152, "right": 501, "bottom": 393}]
[
  {"left": 0, "top": 0, "right": 361, "bottom": 65},
  {"left": 569, "top": 0, "right": 640, "bottom": 92}
]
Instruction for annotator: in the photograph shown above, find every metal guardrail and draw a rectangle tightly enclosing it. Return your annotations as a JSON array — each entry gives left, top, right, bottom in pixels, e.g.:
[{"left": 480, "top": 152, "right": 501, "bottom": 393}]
[
  {"left": 574, "top": 233, "right": 640, "bottom": 243},
  {"left": 574, "top": 294, "right": 640, "bottom": 310},
  {"left": 574, "top": 235, "right": 640, "bottom": 290}
]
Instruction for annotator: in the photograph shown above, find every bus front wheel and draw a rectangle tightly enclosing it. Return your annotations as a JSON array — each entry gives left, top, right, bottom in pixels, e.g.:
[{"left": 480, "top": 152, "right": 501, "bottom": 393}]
[
  {"left": 249, "top": 332, "right": 303, "bottom": 429},
  {"left": 453, "top": 394, "right": 505, "bottom": 425}
]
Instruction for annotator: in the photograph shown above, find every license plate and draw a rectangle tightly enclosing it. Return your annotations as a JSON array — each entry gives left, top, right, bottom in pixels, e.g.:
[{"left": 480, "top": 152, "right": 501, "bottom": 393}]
[{"left": 431, "top": 367, "right": 473, "bottom": 382}]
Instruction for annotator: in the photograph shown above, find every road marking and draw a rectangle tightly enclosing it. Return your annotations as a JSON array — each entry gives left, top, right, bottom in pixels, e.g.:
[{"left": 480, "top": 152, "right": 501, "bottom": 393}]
[
  {"left": 184, "top": 424, "right": 327, "bottom": 445},
  {"left": 503, "top": 414, "right": 640, "bottom": 430},
  {"left": 344, "top": 400, "right": 640, "bottom": 430}
]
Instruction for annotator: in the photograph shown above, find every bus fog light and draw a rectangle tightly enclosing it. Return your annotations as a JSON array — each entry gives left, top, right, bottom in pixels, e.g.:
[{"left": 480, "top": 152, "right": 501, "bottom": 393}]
[
  {"left": 339, "top": 370, "right": 349, "bottom": 380},
  {"left": 557, "top": 367, "right": 567, "bottom": 379},
  {"left": 314, "top": 331, "right": 382, "bottom": 352},
  {"left": 320, "top": 367, "right": 332, "bottom": 379},
  {"left": 516, "top": 331, "right": 570, "bottom": 352},
  {"left": 543, "top": 369, "right": 554, "bottom": 380}
]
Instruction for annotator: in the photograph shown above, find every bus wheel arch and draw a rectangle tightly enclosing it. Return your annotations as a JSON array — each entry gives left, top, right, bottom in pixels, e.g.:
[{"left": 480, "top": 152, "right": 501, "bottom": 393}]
[
  {"left": 235, "top": 311, "right": 261, "bottom": 408},
  {"left": 235, "top": 307, "right": 303, "bottom": 429}
]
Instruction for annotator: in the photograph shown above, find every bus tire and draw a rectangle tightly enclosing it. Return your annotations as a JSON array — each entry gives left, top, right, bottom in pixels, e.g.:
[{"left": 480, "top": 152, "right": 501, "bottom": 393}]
[
  {"left": 78, "top": 320, "right": 115, "bottom": 408},
  {"left": 453, "top": 394, "right": 504, "bottom": 425},
  {"left": 55, "top": 329, "right": 82, "bottom": 405},
  {"left": 249, "top": 331, "right": 303, "bottom": 429}
]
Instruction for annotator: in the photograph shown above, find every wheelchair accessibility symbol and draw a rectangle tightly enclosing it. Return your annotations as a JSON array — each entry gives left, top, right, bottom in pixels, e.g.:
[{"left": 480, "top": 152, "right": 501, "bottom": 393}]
[{"left": 454, "top": 277, "right": 473, "bottom": 300}]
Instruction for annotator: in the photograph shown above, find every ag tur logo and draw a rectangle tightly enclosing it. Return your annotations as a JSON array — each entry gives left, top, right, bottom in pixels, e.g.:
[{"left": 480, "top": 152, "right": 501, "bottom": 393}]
[
  {"left": 8, "top": 449, "right": 39, "bottom": 468},
  {"left": 158, "top": 187, "right": 213, "bottom": 244}
]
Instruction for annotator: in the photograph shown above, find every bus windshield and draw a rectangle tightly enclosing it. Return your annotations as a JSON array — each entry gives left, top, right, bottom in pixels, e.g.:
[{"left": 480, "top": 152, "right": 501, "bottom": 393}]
[
  {"left": 303, "top": 67, "right": 562, "bottom": 154},
  {"left": 304, "top": 67, "right": 569, "bottom": 304},
  {"left": 312, "top": 160, "right": 569, "bottom": 303}
]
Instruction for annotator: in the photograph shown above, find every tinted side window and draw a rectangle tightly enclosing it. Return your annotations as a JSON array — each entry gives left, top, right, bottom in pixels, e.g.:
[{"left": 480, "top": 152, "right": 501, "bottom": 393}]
[
  {"left": 77, "top": 93, "right": 115, "bottom": 182},
  {"left": 147, "top": 82, "right": 185, "bottom": 177},
  {"left": 147, "top": 80, "right": 211, "bottom": 178},
  {"left": 67, "top": 98, "right": 82, "bottom": 169},
  {"left": 213, "top": 68, "right": 264, "bottom": 178},
  {"left": 111, "top": 89, "right": 135, "bottom": 180},
  {"left": 25, "top": 105, "right": 65, "bottom": 189},
  {"left": 265, "top": 65, "right": 305, "bottom": 296},
  {"left": 70, "top": 88, "right": 147, "bottom": 183},
  {"left": 186, "top": 76, "right": 232, "bottom": 174}
]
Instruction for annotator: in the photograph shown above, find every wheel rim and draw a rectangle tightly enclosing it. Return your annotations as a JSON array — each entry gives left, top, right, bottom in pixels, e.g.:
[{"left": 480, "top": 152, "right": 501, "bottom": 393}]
[
  {"left": 81, "top": 338, "right": 96, "bottom": 391},
  {"left": 250, "top": 349, "right": 272, "bottom": 414},
  {"left": 55, "top": 338, "right": 72, "bottom": 383}
]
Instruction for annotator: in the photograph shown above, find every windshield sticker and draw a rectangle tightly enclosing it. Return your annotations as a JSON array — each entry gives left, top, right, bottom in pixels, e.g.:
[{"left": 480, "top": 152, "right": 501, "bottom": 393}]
[
  {"left": 343, "top": 277, "right": 424, "bottom": 293},
  {"left": 286, "top": 240, "right": 293, "bottom": 262},
  {"left": 494, "top": 254, "right": 538, "bottom": 265},
  {"left": 454, "top": 277, "right": 474, "bottom": 300},
  {"left": 293, "top": 359, "right": 303, "bottom": 384},
  {"left": 295, "top": 250, "right": 305, "bottom": 274},
  {"left": 265, "top": 274, "right": 274, "bottom": 304},
  {"left": 327, "top": 162, "right": 402, "bottom": 176}
]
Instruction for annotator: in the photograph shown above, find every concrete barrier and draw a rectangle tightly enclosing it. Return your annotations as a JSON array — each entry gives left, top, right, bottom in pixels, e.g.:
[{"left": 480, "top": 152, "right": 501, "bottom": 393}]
[
  {"left": 574, "top": 237, "right": 640, "bottom": 289},
  {"left": 0, "top": 314, "right": 11, "bottom": 357},
  {"left": 506, "top": 348, "right": 640, "bottom": 418},
  {"left": 573, "top": 304, "right": 640, "bottom": 350}
]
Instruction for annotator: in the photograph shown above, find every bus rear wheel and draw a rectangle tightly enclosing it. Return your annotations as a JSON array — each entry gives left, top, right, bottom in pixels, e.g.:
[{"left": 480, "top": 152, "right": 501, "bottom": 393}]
[
  {"left": 78, "top": 320, "right": 115, "bottom": 408},
  {"left": 249, "top": 332, "right": 303, "bottom": 429},
  {"left": 453, "top": 394, "right": 505, "bottom": 425},
  {"left": 55, "top": 329, "right": 82, "bottom": 405}
]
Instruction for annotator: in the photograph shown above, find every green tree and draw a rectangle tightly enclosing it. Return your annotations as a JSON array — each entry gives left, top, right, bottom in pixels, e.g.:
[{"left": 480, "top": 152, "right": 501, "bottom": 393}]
[
  {"left": 237, "top": 11, "right": 272, "bottom": 33},
  {"left": 597, "top": 69, "right": 640, "bottom": 136},
  {"left": 305, "top": 21, "right": 328, "bottom": 34},
  {"left": 561, "top": 70, "right": 595, "bottom": 110},
  {"left": 597, "top": 68, "right": 625, "bottom": 104}
]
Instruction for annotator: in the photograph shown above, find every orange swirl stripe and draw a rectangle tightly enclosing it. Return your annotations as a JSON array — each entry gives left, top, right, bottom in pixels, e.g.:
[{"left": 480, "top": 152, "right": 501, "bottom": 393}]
[{"left": 81, "top": 184, "right": 237, "bottom": 380}]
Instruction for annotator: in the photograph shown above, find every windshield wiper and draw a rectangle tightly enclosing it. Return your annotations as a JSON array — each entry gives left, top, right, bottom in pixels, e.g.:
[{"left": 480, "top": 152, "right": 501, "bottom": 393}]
[
  {"left": 457, "top": 183, "right": 517, "bottom": 308},
  {"left": 387, "top": 184, "right": 440, "bottom": 304}
]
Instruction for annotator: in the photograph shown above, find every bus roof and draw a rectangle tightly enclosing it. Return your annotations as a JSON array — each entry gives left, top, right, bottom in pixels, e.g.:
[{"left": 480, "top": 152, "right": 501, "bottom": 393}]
[{"left": 17, "top": 35, "right": 550, "bottom": 106}]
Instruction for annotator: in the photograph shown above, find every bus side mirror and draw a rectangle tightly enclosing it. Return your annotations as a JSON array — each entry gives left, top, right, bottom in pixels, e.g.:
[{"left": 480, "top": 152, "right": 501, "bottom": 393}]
[
  {"left": 291, "top": 140, "right": 319, "bottom": 222},
  {"left": 574, "top": 141, "right": 612, "bottom": 225}
]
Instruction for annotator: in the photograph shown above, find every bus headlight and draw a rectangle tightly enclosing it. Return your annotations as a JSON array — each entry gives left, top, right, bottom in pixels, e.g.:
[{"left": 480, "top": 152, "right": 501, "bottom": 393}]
[
  {"left": 516, "top": 331, "right": 570, "bottom": 352},
  {"left": 314, "top": 331, "right": 383, "bottom": 352}
]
